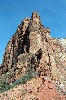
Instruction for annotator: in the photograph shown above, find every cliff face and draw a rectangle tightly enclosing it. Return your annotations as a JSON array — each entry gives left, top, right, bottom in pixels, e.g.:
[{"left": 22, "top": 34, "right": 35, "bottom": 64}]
[{"left": 0, "top": 12, "right": 66, "bottom": 93}]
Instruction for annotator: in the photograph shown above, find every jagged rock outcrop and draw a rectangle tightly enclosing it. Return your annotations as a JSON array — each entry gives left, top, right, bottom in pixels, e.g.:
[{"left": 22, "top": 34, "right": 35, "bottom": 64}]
[{"left": 0, "top": 12, "right": 66, "bottom": 93}]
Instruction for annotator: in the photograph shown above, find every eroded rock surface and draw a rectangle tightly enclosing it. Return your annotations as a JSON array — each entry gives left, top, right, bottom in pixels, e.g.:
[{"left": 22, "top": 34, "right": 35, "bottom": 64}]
[{"left": 0, "top": 12, "right": 66, "bottom": 94}]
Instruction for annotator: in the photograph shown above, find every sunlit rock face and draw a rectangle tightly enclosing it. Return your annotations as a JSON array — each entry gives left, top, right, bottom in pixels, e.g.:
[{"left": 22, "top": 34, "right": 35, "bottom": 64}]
[{"left": 0, "top": 12, "right": 66, "bottom": 93}]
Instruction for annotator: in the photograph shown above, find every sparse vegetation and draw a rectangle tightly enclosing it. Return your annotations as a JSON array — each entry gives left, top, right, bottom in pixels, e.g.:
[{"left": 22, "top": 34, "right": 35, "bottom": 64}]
[
  {"left": 0, "top": 81, "right": 11, "bottom": 93},
  {"left": 18, "top": 68, "right": 21, "bottom": 75},
  {"left": 0, "top": 65, "right": 36, "bottom": 93}
]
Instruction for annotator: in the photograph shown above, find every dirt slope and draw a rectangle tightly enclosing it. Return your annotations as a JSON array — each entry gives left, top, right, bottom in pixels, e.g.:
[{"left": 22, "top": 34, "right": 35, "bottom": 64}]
[{"left": 0, "top": 76, "right": 66, "bottom": 100}]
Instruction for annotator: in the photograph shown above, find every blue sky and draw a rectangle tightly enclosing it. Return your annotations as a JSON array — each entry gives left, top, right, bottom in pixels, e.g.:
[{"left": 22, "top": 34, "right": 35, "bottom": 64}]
[{"left": 0, "top": 0, "right": 66, "bottom": 64}]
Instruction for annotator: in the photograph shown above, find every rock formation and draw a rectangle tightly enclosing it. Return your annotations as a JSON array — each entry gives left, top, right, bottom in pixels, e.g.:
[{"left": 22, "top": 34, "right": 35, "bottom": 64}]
[{"left": 0, "top": 12, "right": 66, "bottom": 93}]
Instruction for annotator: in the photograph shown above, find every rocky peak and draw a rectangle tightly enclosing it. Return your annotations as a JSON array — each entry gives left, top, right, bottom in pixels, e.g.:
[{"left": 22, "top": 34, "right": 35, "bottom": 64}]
[
  {"left": 0, "top": 12, "right": 66, "bottom": 94},
  {"left": 31, "top": 11, "right": 40, "bottom": 22}
]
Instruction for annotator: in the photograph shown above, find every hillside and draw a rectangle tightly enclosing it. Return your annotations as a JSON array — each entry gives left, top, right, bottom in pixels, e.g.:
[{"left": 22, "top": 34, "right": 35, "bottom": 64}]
[{"left": 0, "top": 12, "right": 66, "bottom": 99}]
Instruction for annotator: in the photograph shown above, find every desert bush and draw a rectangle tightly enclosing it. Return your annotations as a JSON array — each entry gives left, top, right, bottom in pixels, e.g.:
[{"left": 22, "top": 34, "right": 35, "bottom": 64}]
[
  {"left": 0, "top": 81, "right": 11, "bottom": 93},
  {"left": 0, "top": 65, "right": 36, "bottom": 93}
]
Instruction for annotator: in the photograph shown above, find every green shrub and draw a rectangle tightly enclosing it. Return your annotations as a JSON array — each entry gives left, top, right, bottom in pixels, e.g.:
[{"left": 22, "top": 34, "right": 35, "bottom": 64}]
[
  {"left": 0, "top": 81, "right": 11, "bottom": 93},
  {"left": 0, "top": 67, "right": 36, "bottom": 93}
]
